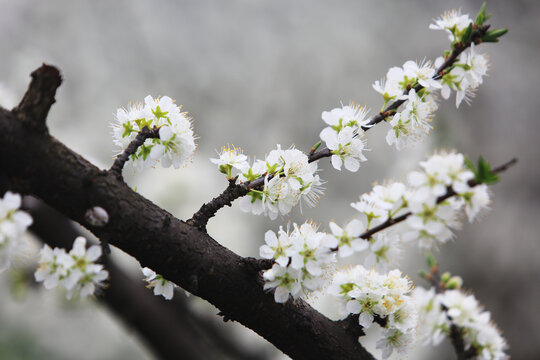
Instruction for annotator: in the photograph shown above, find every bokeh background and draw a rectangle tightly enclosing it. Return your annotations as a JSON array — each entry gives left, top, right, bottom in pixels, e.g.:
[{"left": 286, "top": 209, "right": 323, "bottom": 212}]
[{"left": 0, "top": 0, "right": 539, "bottom": 359}]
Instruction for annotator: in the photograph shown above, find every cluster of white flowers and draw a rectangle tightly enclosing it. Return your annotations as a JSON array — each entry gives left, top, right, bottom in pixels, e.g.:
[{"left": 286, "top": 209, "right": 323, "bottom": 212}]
[
  {"left": 414, "top": 287, "right": 508, "bottom": 360},
  {"left": 0, "top": 192, "right": 33, "bottom": 272},
  {"left": 435, "top": 45, "right": 489, "bottom": 107},
  {"left": 238, "top": 145, "right": 324, "bottom": 220},
  {"left": 349, "top": 151, "right": 490, "bottom": 256},
  {"left": 142, "top": 267, "right": 177, "bottom": 300},
  {"left": 112, "top": 95, "right": 196, "bottom": 170},
  {"left": 329, "top": 266, "right": 417, "bottom": 359},
  {"left": 35, "top": 237, "right": 108, "bottom": 299},
  {"left": 261, "top": 222, "right": 335, "bottom": 303},
  {"left": 370, "top": 9, "right": 491, "bottom": 149},
  {"left": 319, "top": 103, "right": 369, "bottom": 172}
]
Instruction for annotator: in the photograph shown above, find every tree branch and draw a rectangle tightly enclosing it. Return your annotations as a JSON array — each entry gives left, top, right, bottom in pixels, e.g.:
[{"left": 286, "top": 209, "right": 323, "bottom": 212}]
[
  {"left": 356, "top": 157, "right": 517, "bottom": 241},
  {"left": 1, "top": 65, "right": 376, "bottom": 360},
  {"left": 190, "top": 24, "right": 493, "bottom": 230},
  {"left": 23, "top": 197, "right": 273, "bottom": 360},
  {"left": 187, "top": 179, "right": 249, "bottom": 231},
  {"left": 13, "top": 64, "right": 62, "bottom": 133}
]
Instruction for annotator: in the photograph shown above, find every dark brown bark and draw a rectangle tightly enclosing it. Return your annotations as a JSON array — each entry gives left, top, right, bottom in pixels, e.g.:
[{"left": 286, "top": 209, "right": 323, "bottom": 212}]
[{"left": 1, "top": 65, "right": 375, "bottom": 360}]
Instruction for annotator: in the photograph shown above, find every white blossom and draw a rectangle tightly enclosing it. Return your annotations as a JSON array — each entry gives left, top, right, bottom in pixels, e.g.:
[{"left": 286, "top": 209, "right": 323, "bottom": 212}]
[
  {"left": 429, "top": 9, "right": 473, "bottom": 42},
  {"left": 320, "top": 126, "right": 368, "bottom": 172},
  {"left": 376, "top": 328, "right": 415, "bottom": 359},
  {"left": 142, "top": 267, "right": 176, "bottom": 300},
  {"left": 263, "top": 263, "right": 302, "bottom": 303},
  {"left": 210, "top": 145, "right": 249, "bottom": 177},
  {"left": 321, "top": 103, "right": 370, "bottom": 129},
  {"left": 403, "top": 60, "right": 441, "bottom": 91},
  {"left": 326, "top": 219, "right": 368, "bottom": 258},
  {"left": 0, "top": 192, "right": 33, "bottom": 272}
]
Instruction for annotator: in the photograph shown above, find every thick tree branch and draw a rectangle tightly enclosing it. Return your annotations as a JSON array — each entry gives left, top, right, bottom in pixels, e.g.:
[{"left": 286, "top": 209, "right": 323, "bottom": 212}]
[
  {"left": 13, "top": 64, "right": 62, "bottom": 133},
  {"left": 1, "top": 65, "right": 376, "bottom": 360},
  {"left": 23, "top": 197, "right": 222, "bottom": 360}
]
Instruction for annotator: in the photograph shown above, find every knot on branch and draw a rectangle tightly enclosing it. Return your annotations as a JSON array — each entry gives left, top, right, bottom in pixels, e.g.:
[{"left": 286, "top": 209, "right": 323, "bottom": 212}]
[{"left": 13, "top": 64, "right": 62, "bottom": 133}]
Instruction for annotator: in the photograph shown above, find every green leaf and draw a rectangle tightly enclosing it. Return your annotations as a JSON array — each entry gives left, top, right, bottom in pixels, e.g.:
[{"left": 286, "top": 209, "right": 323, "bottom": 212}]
[
  {"left": 475, "top": 2, "right": 491, "bottom": 25},
  {"left": 461, "top": 23, "right": 473, "bottom": 43},
  {"left": 482, "top": 28, "right": 508, "bottom": 43},
  {"left": 464, "top": 156, "right": 476, "bottom": 173},
  {"left": 426, "top": 253, "right": 437, "bottom": 268},
  {"left": 310, "top": 140, "right": 322, "bottom": 154},
  {"left": 477, "top": 156, "right": 499, "bottom": 184}
]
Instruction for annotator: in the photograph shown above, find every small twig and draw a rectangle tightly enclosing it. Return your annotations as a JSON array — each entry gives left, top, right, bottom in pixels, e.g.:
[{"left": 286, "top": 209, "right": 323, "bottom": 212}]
[
  {"left": 355, "top": 158, "right": 517, "bottom": 241},
  {"left": 13, "top": 64, "right": 62, "bottom": 133},
  {"left": 109, "top": 126, "right": 160, "bottom": 178},
  {"left": 187, "top": 179, "right": 250, "bottom": 231}
]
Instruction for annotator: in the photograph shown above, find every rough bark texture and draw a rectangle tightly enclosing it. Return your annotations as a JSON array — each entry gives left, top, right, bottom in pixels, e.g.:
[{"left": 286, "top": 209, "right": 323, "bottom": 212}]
[{"left": 0, "top": 65, "right": 375, "bottom": 360}]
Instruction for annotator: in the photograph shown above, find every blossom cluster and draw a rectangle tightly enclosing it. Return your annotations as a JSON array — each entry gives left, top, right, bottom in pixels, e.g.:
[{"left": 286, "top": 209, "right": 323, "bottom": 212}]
[
  {"left": 112, "top": 95, "right": 196, "bottom": 170},
  {"left": 414, "top": 287, "right": 508, "bottom": 360},
  {"left": 235, "top": 145, "right": 324, "bottom": 220},
  {"left": 348, "top": 151, "right": 490, "bottom": 271},
  {"left": 262, "top": 150, "right": 491, "bottom": 303},
  {"left": 329, "top": 266, "right": 417, "bottom": 359},
  {"left": 0, "top": 191, "right": 33, "bottom": 272},
  {"left": 371, "top": 9, "right": 490, "bottom": 150},
  {"left": 261, "top": 222, "right": 335, "bottom": 303},
  {"left": 142, "top": 267, "right": 177, "bottom": 300},
  {"left": 35, "top": 237, "right": 108, "bottom": 299},
  {"left": 319, "top": 103, "right": 369, "bottom": 172}
]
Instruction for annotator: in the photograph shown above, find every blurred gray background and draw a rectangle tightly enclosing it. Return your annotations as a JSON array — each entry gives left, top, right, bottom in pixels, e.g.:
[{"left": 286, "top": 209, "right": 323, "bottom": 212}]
[{"left": 0, "top": 0, "right": 539, "bottom": 359}]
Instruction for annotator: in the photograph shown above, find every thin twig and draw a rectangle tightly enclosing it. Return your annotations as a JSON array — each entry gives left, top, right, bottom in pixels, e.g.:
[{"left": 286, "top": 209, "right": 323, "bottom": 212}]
[
  {"left": 109, "top": 126, "right": 160, "bottom": 178},
  {"left": 187, "top": 179, "right": 249, "bottom": 231},
  {"left": 355, "top": 157, "right": 517, "bottom": 241}
]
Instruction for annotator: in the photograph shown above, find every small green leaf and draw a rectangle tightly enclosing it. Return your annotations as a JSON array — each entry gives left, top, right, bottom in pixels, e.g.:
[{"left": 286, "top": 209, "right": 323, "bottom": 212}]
[
  {"left": 475, "top": 2, "right": 491, "bottom": 25},
  {"left": 482, "top": 28, "right": 508, "bottom": 43},
  {"left": 461, "top": 23, "right": 473, "bottom": 43},
  {"left": 476, "top": 156, "right": 500, "bottom": 184},
  {"left": 426, "top": 253, "right": 437, "bottom": 268},
  {"left": 310, "top": 141, "right": 322, "bottom": 154}
]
